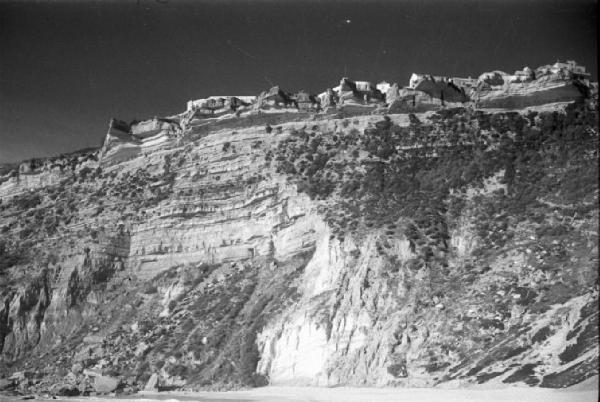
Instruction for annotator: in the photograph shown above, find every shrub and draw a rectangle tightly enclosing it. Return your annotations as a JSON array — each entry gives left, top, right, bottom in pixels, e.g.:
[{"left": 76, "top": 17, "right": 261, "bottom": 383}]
[
  {"left": 13, "top": 193, "right": 42, "bottom": 210},
  {"left": 79, "top": 166, "right": 92, "bottom": 180},
  {"left": 143, "top": 283, "right": 158, "bottom": 294}
]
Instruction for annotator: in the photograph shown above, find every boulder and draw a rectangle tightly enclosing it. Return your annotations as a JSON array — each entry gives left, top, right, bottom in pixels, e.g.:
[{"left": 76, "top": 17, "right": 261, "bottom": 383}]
[
  {"left": 83, "top": 368, "right": 101, "bottom": 377},
  {"left": 163, "top": 375, "right": 186, "bottom": 388},
  {"left": 8, "top": 371, "right": 27, "bottom": 382},
  {"left": 0, "top": 378, "right": 14, "bottom": 390},
  {"left": 387, "top": 362, "right": 408, "bottom": 378},
  {"left": 93, "top": 375, "right": 118, "bottom": 393},
  {"left": 65, "top": 372, "right": 78, "bottom": 384},
  {"left": 122, "top": 386, "right": 134, "bottom": 394},
  {"left": 83, "top": 335, "right": 104, "bottom": 344},
  {"left": 135, "top": 341, "right": 149, "bottom": 357},
  {"left": 18, "top": 162, "right": 33, "bottom": 174},
  {"left": 144, "top": 373, "right": 158, "bottom": 391},
  {"left": 78, "top": 378, "right": 92, "bottom": 395},
  {"left": 71, "top": 363, "right": 83, "bottom": 375},
  {"left": 52, "top": 383, "right": 80, "bottom": 396},
  {"left": 74, "top": 345, "right": 103, "bottom": 362}
]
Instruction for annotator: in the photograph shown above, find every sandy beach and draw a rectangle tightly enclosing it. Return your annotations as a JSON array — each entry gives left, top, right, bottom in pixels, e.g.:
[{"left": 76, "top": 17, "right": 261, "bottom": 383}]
[{"left": 10, "top": 376, "right": 594, "bottom": 402}]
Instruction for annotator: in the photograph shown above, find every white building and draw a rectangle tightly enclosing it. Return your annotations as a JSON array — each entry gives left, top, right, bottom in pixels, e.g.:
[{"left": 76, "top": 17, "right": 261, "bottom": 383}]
[
  {"left": 186, "top": 96, "right": 256, "bottom": 111},
  {"left": 376, "top": 81, "right": 391, "bottom": 94}
]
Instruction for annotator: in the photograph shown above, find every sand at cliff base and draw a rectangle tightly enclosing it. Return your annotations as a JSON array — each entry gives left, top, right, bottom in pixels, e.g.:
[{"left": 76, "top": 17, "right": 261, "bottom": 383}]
[{"left": 15, "top": 376, "right": 595, "bottom": 402}]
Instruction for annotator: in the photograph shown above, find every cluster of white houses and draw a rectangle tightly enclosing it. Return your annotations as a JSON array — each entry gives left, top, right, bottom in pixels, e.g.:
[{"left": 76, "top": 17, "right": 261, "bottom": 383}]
[
  {"left": 184, "top": 60, "right": 590, "bottom": 115},
  {"left": 106, "top": 60, "right": 591, "bottom": 140},
  {"left": 183, "top": 78, "right": 391, "bottom": 115}
]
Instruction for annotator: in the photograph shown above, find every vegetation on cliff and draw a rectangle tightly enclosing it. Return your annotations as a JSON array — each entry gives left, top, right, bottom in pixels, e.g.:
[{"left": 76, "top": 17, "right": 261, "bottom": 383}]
[{"left": 0, "top": 97, "right": 597, "bottom": 396}]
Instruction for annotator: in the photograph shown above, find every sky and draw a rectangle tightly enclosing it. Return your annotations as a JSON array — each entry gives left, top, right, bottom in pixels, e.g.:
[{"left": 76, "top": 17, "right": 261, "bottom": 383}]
[{"left": 0, "top": 0, "right": 597, "bottom": 164}]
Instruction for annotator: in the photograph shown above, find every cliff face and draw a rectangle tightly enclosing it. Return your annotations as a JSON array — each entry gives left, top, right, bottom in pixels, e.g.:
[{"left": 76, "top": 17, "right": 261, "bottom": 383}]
[{"left": 0, "top": 96, "right": 598, "bottom": 395}]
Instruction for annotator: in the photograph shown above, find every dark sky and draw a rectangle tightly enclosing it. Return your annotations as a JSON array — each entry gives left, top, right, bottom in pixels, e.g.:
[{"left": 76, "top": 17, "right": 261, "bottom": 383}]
[{"left": 0, "top": 0, "right": 597, "bottom": 164}]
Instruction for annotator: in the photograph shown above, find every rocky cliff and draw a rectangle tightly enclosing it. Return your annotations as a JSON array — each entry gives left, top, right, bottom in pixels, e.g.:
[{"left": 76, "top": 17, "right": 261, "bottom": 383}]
[{"left": 0, "top": 82, "right": 598, "bottom": 397}]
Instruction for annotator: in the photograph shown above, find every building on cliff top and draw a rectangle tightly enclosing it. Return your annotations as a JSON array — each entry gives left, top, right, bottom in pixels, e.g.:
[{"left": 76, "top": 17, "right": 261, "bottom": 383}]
[
  {"left": 535, "top": 60, "right": 590, "bottom": 83},
  {"left": 255, "top": 86, "right": 297, "bottom": 109},
  {"left": 186, "top": 96, "right": 256, "bottom": 113},
  {"left": 476, "top": 61, "right": 591, "bottom": 89},
  {"left": 334, "top": 77, "right": 385, "bottom": 104},
  {"left": 317, "top": 88, "right": 339, "bottom": 109},
  {"left": 99, "top": 118, "right": 137, "bottom": 160},
  {"left": 408, "top": 73, "right": 473, "bottom": 104},
  {"left": 408, "top": 73, "right": 477, "bottom": 90},
  {"left": 511, "top": 66, "right": 536, "bottom": 83},
  {"left": 107, "top": 118, "right": 131, "bottom": 140},
  {"left": 293, "top": 90, "right": 320, "bottom": 112},
  {"left": 130, "top": 117, "right": 180, "bottom": 138},
  {"left": 376, "top": 81, "right": 391, "bottom": 95}
]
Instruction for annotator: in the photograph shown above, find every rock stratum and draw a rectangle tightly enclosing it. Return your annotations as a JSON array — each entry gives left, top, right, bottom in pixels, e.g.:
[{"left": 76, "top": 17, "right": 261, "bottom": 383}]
[{"left": 0, "top": 62, "right": 598, "bottom": 397}]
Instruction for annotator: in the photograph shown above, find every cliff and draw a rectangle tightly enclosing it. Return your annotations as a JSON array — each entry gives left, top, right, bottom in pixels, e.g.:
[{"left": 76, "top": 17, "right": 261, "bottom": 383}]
[{"left": 0, "top": 72, "right": 598, "bottom": 397}]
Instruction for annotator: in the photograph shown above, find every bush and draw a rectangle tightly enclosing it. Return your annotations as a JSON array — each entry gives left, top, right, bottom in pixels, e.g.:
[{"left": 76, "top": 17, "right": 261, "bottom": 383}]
[
  {"left": 13, "top": 193, "right": 42, "bottom": 210},
  {"left": 143, "top": 283, "right": 158, "bottom": 294},
  {"left": 0, "top": 241, "right": 26, "bottom": 274}
]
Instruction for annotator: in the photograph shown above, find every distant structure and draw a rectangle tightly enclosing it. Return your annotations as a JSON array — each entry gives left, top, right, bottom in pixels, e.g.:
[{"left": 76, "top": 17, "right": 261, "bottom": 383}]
[
  {"left": 186, "top": 96, "right": 256, "bottom": 114},
  {"left": 511, "top": 67, "right": 536, "bottom": 83},
  {"left": 131, "top": 117, "right": 180, "bottom": 138},
  {"left": 317, "top": 88, "right": 339, "bottom": 109},
  {"left": 255, "top": 86, "right": 297, "bottom": 109},
  {"left": 179, "top": 60, "right": 592, "bottom": 117},
  {"left": 106, "top": 118, "right": 132, "bottom": 141},
  {"left": 477, "top": 71, "right": 509, "bottom": 87},
  {"left": 99, "top": 59, "right": 595, "bottom": 161},
  {"left": 293, "top": 90, "right": 320, "bottom": 112},
  {"left": 535, "top": 60, "right": 590, "bottom": 84},
  {"left": 376, "top": 81, "right": 391, "bottom": 95},
  {"left": 476, "top": 61, "right": 591, "bottom": 89},
  {"left": 408, "top": 73, "right": 474, "bottom": 104},
  {"left": 335, "top": 77, "right": 385, "bottom": 105}
]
